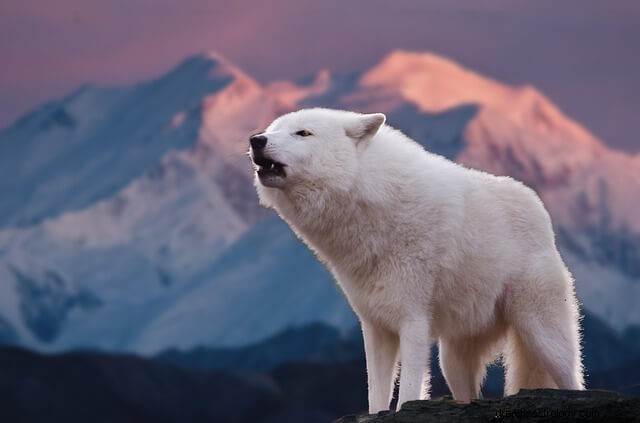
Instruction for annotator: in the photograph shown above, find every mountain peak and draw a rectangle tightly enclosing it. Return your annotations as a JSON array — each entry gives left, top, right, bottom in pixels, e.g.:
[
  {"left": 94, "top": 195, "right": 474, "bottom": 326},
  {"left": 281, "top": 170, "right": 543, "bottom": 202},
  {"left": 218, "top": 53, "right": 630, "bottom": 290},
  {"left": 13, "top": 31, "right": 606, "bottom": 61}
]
[
  {"left": 361, "top": 50, "right": 603, "bottom": 152},
  {"left": 361, "top": 49, "right": 513, "bottom": 113},
  {"left": 364, "top": 50, "right": 573, "bottom": 118},
  {"left": 167, "top": 51, "right": 253, "bottom": 86},
  {"left": 200, "top": 50, "right": 254, "bottom": 82}
]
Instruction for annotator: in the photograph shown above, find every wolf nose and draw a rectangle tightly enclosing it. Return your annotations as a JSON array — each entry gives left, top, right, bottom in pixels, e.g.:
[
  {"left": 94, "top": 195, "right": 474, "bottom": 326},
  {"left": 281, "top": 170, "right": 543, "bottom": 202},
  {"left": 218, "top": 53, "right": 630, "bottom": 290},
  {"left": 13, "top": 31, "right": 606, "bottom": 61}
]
[{"left": 250, "top": 135, "right": 267, "bottom": 149}]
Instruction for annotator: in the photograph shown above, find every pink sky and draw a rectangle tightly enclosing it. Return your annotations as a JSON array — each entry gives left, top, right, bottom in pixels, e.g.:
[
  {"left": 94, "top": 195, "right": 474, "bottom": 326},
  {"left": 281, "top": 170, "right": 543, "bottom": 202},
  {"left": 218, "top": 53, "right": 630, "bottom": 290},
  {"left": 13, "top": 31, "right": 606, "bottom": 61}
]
[{"left": 1, "top": 0, "right": 639, "bottom": 152}]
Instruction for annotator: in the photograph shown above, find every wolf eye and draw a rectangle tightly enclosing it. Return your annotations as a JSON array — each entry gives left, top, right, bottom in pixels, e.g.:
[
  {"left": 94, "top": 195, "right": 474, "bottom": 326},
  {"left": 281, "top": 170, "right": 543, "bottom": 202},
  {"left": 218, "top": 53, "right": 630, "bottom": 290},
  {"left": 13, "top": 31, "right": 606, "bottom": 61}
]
[{"left": 295, "top": 130, "right": 312, "bottom": 137}]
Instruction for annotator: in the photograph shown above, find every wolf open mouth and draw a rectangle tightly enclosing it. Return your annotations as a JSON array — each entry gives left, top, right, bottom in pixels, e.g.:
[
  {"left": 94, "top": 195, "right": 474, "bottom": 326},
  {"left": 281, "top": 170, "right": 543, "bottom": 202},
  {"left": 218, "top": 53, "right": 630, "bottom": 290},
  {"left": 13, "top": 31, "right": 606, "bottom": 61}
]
[{"left": 253, "top": 154, "right": 286, "bottom": 178}]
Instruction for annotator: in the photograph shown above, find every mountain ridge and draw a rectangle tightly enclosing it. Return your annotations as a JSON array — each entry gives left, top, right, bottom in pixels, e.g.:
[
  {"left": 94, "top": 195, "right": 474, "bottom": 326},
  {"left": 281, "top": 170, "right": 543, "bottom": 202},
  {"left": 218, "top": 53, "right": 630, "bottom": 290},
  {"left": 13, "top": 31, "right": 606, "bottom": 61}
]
[{"left": 0, "top": 49, "right": 638, "bottom": 353}]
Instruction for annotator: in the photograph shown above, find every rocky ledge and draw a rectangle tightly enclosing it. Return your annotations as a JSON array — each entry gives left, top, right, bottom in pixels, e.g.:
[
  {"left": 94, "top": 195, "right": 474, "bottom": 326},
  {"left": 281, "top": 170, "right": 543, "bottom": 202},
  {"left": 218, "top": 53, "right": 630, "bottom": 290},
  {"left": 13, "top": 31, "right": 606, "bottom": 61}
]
[{"left": 334, "top": 389, "right": 640, "bottom": 422}]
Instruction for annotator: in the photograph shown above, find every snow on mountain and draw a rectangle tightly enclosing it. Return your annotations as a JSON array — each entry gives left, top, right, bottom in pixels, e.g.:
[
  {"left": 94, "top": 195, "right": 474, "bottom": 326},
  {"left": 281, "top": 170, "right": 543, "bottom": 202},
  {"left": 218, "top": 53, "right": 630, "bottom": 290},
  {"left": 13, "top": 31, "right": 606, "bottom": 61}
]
[
  {"left": 0, "top": 52, "right": 277, "bottom": 352},
  {"left": 563, "top": 249, "right": 640, "bottom": 332},
  {"left": 0, "top": 53, "right": 254, "bottom": 229},
  {"left": 132, "top": 216, "right": 356, "bottom": 354},
  {"left": 0, "top": 49, "right": 638, "bottom": 353}
]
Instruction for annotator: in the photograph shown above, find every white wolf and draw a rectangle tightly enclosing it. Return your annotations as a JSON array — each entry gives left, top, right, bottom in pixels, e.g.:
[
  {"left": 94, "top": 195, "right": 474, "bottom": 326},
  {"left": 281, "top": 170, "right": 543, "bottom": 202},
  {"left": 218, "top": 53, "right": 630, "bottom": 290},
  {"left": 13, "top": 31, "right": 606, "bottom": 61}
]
[{"left": 249, "top": 108, "right": 584, "bottom": 413}]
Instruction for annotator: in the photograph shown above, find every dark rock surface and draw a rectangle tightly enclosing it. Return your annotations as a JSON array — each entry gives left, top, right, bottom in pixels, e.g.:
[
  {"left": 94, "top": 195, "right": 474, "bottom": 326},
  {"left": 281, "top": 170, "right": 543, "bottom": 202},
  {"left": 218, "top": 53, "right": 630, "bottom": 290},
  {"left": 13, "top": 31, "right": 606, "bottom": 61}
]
[{"left": 334, "top": 389, "right": 640, "bottom": 423}]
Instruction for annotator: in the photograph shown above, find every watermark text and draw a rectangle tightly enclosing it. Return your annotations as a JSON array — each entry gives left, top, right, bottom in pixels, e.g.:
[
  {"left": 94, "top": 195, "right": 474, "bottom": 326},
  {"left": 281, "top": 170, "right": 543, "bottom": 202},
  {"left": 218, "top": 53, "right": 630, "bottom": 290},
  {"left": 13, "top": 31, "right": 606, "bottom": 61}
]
[{"left": 495, "top": 408, "right": 600, "bottom": 419}]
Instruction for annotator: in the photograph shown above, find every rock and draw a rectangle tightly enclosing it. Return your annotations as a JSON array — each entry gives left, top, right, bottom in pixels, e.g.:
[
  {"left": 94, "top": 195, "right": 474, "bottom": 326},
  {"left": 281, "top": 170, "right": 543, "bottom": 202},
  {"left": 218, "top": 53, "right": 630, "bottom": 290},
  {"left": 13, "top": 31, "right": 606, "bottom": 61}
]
[{"left": 334, "top": 389, "right": 640, "bottom": 422}]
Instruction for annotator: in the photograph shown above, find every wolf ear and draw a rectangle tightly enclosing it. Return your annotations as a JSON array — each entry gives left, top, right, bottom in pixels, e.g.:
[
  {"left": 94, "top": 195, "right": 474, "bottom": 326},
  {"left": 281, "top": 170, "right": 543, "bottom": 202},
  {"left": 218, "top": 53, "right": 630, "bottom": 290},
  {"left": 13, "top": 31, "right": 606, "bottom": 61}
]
[{"left": 345, "top": 113, "right": 386, "bottom": 141}]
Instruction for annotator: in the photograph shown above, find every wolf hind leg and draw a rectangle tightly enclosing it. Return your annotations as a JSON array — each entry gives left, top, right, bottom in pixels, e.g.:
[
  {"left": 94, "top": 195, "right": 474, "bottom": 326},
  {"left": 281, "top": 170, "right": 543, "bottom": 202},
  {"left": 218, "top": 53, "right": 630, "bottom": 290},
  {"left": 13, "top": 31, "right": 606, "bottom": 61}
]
[{"left": 439, "top": 338, "right": 487, "bottom": 402}]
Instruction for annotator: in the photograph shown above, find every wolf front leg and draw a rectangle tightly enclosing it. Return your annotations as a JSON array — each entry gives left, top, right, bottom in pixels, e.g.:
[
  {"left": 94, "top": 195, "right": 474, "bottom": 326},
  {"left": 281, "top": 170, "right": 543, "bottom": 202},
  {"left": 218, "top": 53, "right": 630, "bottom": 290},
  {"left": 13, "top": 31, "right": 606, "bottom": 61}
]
[
  {"left": 362, "top": 321, "right": 399, "bottom": 414},
  {"left": 396, "top": 319, "right": 431, "bottom": 410}
]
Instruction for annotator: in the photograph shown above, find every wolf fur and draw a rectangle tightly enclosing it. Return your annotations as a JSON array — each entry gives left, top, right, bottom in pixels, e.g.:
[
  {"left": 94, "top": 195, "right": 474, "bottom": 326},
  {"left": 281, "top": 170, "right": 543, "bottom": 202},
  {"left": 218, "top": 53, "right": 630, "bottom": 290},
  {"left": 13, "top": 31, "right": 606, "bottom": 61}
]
[{"left": 250, "top": 108, "right": 584, "bottom": 413}]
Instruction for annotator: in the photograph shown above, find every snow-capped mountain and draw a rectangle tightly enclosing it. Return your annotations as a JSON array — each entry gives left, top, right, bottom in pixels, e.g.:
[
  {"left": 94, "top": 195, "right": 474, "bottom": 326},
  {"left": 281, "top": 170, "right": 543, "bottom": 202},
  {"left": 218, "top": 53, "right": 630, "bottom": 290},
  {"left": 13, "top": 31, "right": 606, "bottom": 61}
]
[
  {"left": 0, "top": 50, "right": 638, "bottom": 354},
  {"left": 0, "top": 52, "right": 276, "bottom": 351},
  {"left": 0, "top": 54, "right": 244, "bottom": 228}
]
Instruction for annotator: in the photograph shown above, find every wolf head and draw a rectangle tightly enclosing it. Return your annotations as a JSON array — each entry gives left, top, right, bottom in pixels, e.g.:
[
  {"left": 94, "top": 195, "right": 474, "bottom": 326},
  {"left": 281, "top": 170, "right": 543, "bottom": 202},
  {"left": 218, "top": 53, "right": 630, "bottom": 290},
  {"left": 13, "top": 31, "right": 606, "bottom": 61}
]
[{"left": 249, "top": 108, "right": 386, "bottom": 205}]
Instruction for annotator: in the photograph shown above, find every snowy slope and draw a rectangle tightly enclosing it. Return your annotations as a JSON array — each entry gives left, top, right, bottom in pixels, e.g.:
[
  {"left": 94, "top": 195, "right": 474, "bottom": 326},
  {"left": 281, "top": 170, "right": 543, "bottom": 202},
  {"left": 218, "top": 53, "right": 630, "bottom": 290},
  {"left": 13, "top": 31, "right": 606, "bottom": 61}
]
[
  {"left": 0, "top": 147, "right": 253, "bottom": 350},
  {"left": 0, "top": 50, "right": 638, "bottom": 354},
  {"left": 0, "top": 53, "right": 273, "bottom": 352},
  {"left": 132, "top": 216, "right": 356, "bottom": 354},
  {"left": 0, "top": 54, "right": 245, "bottom": 229}
]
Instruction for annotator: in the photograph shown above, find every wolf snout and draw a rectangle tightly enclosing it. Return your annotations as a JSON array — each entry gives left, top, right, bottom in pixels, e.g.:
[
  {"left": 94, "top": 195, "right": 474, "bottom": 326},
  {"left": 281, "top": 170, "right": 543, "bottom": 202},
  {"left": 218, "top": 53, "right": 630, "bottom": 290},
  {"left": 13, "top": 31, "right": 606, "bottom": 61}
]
[
  {"left": 252, "top": 151, "right": 273, "bottom": 167},
  {"left": 250, "top": 134, "right": 267, "bottom": 149}
]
